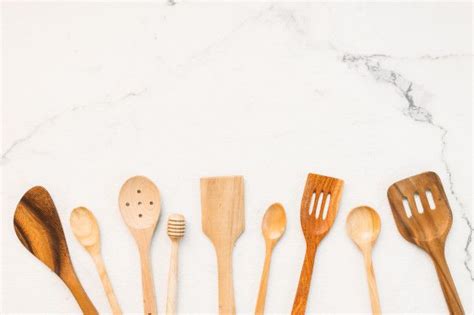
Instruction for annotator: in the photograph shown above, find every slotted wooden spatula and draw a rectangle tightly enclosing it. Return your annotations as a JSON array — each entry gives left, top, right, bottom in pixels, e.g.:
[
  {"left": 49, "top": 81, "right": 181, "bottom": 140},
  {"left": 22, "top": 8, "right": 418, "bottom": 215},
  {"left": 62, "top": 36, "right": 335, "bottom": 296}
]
[
  {"left": 387, "top": 171, "right": 464, "bottom": 314},
  {"left": 200, "top": 176, "right": 244, "bottom": 315},
  {"left": 292, "top": 173, "right": 344, "bottom": 315},
  {"left": 14, "top": 186, "right": 98, "bottom": 314}
]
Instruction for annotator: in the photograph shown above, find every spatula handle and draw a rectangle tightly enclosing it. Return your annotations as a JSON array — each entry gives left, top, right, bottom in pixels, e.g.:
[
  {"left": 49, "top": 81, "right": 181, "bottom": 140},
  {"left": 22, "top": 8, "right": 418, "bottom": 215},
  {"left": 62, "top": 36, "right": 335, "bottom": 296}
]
[
  {"left": 139, "top": 246, "right": 157, "bottom": 315},
  {"left": 216, "top": 249, "right": 236, "bottom": 315},
  {"left": 430, "top": 246, "right": 464, "bottom": 314},
  {"left": 291, "top": 243, "right": 318, "bottom": 315},
  {"left": 63, "top": 264, "right": 98, "bottom": 315}
]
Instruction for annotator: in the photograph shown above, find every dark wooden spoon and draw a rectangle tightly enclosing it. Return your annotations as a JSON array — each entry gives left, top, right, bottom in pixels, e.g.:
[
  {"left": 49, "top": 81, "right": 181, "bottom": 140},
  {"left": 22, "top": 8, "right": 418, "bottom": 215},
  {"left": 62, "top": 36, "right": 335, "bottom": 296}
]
[{"left": 14, "top": 186, "right": 98, "bottom": 314}]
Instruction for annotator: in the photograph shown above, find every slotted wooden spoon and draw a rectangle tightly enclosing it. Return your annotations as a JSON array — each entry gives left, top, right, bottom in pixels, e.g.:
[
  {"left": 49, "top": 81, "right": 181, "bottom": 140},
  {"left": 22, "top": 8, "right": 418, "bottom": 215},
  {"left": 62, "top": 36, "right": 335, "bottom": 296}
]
[
  {"left": 200, "top": 176, "right": 244, "bottom": 315},
  {"left": 387, "top": 171, "right": 464, "bottom": 314},
  {"left": 119, "top": 176, "right": 161, "bottom": 315},
  {"left": 291, "top": 173, "right": 344, "bottom": 315},
  {"left": 14, "top": 186, "right": 98, "bottom": 314}
]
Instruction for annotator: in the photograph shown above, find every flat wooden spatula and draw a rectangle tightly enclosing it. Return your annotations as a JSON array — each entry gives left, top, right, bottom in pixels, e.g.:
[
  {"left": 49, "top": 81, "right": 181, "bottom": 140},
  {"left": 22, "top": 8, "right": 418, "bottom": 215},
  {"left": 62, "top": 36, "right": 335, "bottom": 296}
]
[
  {"left": 200, "top": 176, "right": 244, "bottom": 315},
  {"left": 387, "top": 171, "right": 464, "bottom": 314},
  {"left": 14, "top": 186, "right": 98, "bottom": 314}
]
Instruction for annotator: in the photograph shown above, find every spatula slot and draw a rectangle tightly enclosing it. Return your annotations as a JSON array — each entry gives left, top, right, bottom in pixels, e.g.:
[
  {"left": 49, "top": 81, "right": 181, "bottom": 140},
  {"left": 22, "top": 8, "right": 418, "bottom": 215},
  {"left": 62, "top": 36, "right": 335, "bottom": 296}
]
[
  {"left": 402, "top": 197, "right": 412, "bottom": 218},
  {"left": 414, "top": 193, "right": 424, "bottom": 214},
  {"left": 426, "top": 189, "right": 436, "bottom": 210},
  {"left": 308, "top": 192, "right": 317, "bottom": 215},
  {"left": 322, "top": 194, "right": 331, "bottom": 220},
  {"left": 315, "top": 193, "right": 324, "bottom": 218}
]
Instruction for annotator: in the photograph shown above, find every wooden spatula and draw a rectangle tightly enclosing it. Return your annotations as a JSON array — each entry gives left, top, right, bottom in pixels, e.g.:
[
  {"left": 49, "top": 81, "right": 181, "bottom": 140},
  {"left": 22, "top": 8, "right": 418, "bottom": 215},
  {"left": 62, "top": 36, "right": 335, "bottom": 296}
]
[
  {"left": 387, "top": 171, "right": 464, "bottom": 314},
  {"left": 292, "top": 173, "right": 344, "bottom": 315},
  {"left": 119, "top": 176, "right": 161, "bottom": 315},
  {"left": 200, "top": 176, "right": 244, "bottom": 315},
  {"left": 13, "top": 186, "right": 98, "bottom": 315}
]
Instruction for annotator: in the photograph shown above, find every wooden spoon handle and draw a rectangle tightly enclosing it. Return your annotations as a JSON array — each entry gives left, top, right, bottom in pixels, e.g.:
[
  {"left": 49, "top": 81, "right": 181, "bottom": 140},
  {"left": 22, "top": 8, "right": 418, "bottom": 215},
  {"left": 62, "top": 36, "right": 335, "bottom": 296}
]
[
  {"left": 291, "top": 243, "right": 318, "bottom": 315},
  {"left": 139, "top": 247, "right": 158, "bottom": 315},
  {"left": 363, "top": 251, "right": 381, "bottom": 315},
  {"left": 216, "top": 249, "right": 236, "bottom": 314},
  {"left": 92, "top": 254, "right": 122, "bottom": 315},
  {"left": 166, "top": 241, "right": 179, "bottom": 315},
  {"left": 63, "top": 265, "right": 98, "bottom": 315},
  {"left": 255, "top": 245, "right": 273, "bottom": 315},
  {"left": 429, "top": 247, "right": 464, "bottom": 314}
]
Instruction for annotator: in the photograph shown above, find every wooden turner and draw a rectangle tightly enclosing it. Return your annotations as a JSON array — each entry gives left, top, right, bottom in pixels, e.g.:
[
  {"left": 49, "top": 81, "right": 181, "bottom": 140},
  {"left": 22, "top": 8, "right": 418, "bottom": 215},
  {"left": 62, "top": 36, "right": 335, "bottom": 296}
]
[
  {"left": 13, "top": 186, "right": 98, "bottom": 315},
  {"left": 292, "top": 173, "right": 344, "bottom": 315},
  {"left": 200, "top": 176, "right": 244, "bottom": 315},
  {"left": 387, "top": 171, "right": 464, "bottom": 314}
]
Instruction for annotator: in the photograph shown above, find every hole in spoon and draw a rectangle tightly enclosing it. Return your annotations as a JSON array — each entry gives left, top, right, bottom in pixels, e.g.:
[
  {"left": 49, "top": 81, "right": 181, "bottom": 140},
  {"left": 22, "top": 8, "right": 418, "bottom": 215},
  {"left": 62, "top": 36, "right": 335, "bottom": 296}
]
[
  {"left": 138, "top": 213, "right": 142, "bottom": 218},
  {"left": 402, "top": 197, "right": 412, "bottom": 218},
  {"left": 414, "top": 193, "right": 424, "bottom": 213},
  {"left": 322, "top": 193, "right": 331, "bottom": 219},
  {"left": 149, "top": 201, "right": 153, "bottom": 205},
  {"left": 125, "top": 202, "right": 130, "bottom": 206},
  {"left": 426, "top": 189, "right": 436, "bottom": 210},
  {"left": 308, "top": 192, "right": 317, "bottom": 215},
  {"left": 137, "top": 189, "right": 141, "bottom": 194},
  {"left": 315, "top": 193, "right": 324, "bottom": 218},
  {"left": 138, "top": 201, "right": 142, "bottom": 205}
]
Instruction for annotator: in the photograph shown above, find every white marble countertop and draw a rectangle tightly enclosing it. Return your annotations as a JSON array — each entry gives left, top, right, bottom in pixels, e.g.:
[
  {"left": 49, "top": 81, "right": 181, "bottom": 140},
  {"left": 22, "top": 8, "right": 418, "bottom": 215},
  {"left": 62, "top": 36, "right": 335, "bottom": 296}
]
[{"left": 1, "top": 2, "right": 472, "bottom": 314}]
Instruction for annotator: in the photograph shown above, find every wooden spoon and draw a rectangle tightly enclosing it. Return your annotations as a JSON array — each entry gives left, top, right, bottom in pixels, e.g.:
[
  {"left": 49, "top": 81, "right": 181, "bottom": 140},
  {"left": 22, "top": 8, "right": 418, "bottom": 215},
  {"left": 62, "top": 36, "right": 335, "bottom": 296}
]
[
  {"left": 13, "top": 186, "right": 98, "bottom": 314},
  {"left": 200, "top": 176, "right": 244, "bottom": 315},
  {"left": 346, "top": 206, "right": 381, "bottom": 314},
  {"left": 387, "top": 171, "right": 464, "bottom": 314},
  {"left": 166, "top": 214, "right": 186, "bottom": 315},
  {"left": 255, "top": 203, "right": 286, "bottom": 315},
  {"left": 119, "top": 176, "right": 161, "bottom": 315},
  {"left": 70, "top": 207, "right": 122, "bottom": 315}
]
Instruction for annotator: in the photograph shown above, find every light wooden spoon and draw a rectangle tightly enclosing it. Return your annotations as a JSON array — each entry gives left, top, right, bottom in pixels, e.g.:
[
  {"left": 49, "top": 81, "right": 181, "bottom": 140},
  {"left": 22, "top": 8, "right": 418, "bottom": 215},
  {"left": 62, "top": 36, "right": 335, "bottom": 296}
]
[
  {"left": 119, "top": 176, "right": 161, "bottom": 315},
  {"left": 346, "top": 206, "right": 381, "bottom": 315},
  {"left": 255, "top": 203, "right": 286, "bottom": 315},
  {"left": 70, "top": 207, "right": 122, "bottom": 315}
]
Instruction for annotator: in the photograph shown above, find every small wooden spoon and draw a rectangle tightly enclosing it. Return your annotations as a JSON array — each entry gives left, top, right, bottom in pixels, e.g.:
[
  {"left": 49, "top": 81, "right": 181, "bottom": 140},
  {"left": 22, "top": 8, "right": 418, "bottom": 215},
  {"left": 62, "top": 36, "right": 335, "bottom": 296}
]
[
  {"left": 70, "top": 207, "right": 122, "bottom": 315},
  {"left": 255, "top": 203, "right": 286, "bottom": 315},
  {"left": 346, "top": 206, "right": 381, "bottom": 315},
  {"left": 119, "top": 176, "right": 161, "bottom": 315}
]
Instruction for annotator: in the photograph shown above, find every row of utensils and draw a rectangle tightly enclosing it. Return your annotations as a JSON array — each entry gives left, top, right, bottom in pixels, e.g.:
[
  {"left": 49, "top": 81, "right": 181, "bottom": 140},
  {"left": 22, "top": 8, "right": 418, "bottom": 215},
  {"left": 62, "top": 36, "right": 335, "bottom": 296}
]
[{"left": 13, "top": 171, "right": 464, "bottom": 314}]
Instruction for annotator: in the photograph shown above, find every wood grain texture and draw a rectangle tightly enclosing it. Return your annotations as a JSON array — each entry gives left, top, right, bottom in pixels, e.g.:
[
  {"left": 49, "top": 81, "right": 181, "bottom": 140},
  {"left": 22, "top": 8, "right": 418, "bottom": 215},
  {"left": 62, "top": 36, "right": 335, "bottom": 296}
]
[
  {"left": 70, "top": 207, "right": 122, "bottom": 315},
  {"left": 255, "top": 203, "right": 286, "bottom": 315},
  {"left": 166, "top": 214, "right": 185, "bottom": 315},
  {"left": 346, "top": 206, "right": 381, "bottom": 315},
  {"left": 200, "top": 176, "right": 244, "bottom": 315},
  {"left": 387, "top": 171, "right": 464, "bottom": 314},
  {"left": 119, "top": 176, "right": 161, "bottom": 315},
  {"left": 292, "top": 173, "right": 344, "bottom": 315},
  {"left": 13, "top": 186, "right": 98, "bottom": 315}
]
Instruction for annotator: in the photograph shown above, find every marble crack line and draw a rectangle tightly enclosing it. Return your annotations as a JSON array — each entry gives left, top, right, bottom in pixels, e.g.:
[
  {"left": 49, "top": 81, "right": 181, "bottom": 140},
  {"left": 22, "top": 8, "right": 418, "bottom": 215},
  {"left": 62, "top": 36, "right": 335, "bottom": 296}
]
[
  {"left": 342, "top": 53, "right": 473, "bottom": 280},
  {"left": 1, "top": 89, "right": 148, "bottom": 164}
]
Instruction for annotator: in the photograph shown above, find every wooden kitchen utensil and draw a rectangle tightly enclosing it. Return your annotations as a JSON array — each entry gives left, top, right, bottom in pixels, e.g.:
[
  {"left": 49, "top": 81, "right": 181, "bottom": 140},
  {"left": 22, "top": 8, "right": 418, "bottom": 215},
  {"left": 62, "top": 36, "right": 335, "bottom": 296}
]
[
  {"left": 200, "top": 176, "right": 244, "bottom": 315},
  {"left": 166, "top": 214, "right": 186, "bottom": 315},
  {"left": 292, "top": 173, "right": 344, "bottom": 315},
  {"left": 119, "top": 176, "right": 161, "bottom": 315},
  {"left": 70, "top": 207, "right": 122, "bottom": 315},
  {"left": 387, "top": 171, "right": 464, "bottom": 314},
  {"left": 346, "top": 206, "right": 381, "bottom": 315},
  {"left": 13, "top": 186, "right": 98, "bottom": 315},
  {"left": 255, "top": 203, "right": 286, "bottom": 315}
]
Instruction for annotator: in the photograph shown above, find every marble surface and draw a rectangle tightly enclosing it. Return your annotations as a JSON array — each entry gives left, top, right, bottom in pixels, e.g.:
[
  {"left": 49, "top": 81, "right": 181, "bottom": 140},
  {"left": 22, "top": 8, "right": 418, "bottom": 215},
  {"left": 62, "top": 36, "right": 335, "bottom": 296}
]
[{"left": 1, "top": 2, "right": 472, "bottom": 314}]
